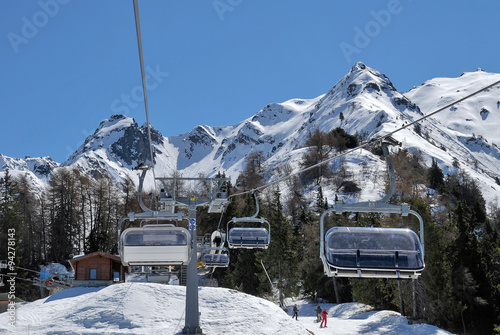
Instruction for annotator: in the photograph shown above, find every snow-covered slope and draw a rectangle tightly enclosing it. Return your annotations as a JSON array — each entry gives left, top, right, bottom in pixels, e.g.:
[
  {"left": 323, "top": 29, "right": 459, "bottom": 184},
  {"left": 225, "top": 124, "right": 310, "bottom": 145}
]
[
  {"left": 1, "top": 62, "right": 499, "bottom": 205},
  {"left": 404, "top": 69, "right": 500, "bottom": 202},
  {"left": 0, "top": 154, "right": 58, "bottom": 191},
  {"left": 0, "top": 282, "right": 451, "bottom": 335}
]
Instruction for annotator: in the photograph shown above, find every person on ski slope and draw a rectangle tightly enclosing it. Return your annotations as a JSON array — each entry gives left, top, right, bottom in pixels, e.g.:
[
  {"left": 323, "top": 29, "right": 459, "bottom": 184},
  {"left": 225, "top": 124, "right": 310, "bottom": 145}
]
[
  {"left": 320, "top": 308, "right": 328, "bottom": 328},
  {"left": 292, "top": 304, "right": 298, "bottom": 320},
  {"left": 316, "top": 304, "right": 322, "bottom": 322}
]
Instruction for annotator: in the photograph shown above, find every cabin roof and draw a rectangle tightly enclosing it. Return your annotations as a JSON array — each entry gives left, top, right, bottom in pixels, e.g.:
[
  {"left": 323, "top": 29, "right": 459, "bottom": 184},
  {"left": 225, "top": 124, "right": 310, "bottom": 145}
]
[{"left": 69, "top": 251, "right": 121, "bottom": 266}]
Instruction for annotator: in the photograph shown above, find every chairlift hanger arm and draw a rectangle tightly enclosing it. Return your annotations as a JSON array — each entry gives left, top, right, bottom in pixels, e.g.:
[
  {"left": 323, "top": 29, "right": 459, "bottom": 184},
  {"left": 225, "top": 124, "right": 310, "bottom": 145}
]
[
  {"left": 379, "top": 143, "right": 396, "bottom": 203},
  {"left": 227, "top": 192, "right": 261, "bottom": 219},
  {"left": 134, "top": 165, "right": 152, "bottom": 212},
  {"left": 128, "top": 211, "right": 185, "bottom": 221},
  {"left": 226, "top": 193, "right": 267, "bottom": 228}
]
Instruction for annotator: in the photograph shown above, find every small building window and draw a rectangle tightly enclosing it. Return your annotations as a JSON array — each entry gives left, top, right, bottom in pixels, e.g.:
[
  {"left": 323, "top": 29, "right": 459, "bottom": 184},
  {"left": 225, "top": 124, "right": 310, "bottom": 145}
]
[{"left": 90, "top": 269, "right": 97, "bottom": 280}]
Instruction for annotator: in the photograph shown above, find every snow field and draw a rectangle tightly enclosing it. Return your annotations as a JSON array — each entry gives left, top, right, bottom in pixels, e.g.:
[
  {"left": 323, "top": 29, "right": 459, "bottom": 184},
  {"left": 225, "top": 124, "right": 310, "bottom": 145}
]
[{"left": 0, "top": 282, "right": 453, "bottom": 334}]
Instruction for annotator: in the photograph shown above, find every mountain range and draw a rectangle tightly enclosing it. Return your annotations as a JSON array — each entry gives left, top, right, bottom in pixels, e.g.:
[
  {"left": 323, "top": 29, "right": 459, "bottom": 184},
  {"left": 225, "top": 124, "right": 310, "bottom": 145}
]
[{"left": 2, "top": 62, "right": 500, "bottom": 206}]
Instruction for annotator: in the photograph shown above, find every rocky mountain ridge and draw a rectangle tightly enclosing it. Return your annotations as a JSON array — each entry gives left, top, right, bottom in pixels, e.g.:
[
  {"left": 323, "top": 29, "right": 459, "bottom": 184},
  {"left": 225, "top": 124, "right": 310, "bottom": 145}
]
[{"left": 2, "top": 62, "right": 500, "bottom": 204}]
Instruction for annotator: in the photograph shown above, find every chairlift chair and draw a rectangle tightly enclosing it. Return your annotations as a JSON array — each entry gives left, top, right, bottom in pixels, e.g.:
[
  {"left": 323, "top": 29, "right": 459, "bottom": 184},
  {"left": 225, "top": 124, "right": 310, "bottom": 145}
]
[
  {"left": 120, "top": 224, "right": 191, "bottom": 266},
  {"left": 227, "top": 218, "right": 271, "bottom": 249},
  {"left": 202, "top": 248, "right": 230, "bottom": 267},
  {"left": 199, "top": 230, "right": 230, "bottom": 267},
  {"left": 226, "top": 193, "right": 271, "bottom": 249},
  {"left": 319, "top": 141, "right": 425, "bottom": 279},
  {"left": 324, "top": 226, "right": 424, "bottom": 279}
]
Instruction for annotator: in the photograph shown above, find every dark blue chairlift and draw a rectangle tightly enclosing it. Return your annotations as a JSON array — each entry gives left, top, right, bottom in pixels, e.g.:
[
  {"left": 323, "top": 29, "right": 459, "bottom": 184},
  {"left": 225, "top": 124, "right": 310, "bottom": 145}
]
[
  {"left": 319, "top": 141, "right": 425, "bottom": 279},
  {"left": 227, "top": 224, "right": 270, "bottom": 249},
  {"left": 323, "top": 225, "right": 424, "bottom": 279},
  {"left": 226, "top": 193, "right": 271, "bottom": 250}
]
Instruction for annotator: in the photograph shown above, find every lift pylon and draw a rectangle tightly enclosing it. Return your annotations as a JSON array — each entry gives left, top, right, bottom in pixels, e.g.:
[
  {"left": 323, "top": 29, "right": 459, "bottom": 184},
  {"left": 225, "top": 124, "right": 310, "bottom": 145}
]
[{"left": 117, "top": 168, "right": 232, "bottom": 334}]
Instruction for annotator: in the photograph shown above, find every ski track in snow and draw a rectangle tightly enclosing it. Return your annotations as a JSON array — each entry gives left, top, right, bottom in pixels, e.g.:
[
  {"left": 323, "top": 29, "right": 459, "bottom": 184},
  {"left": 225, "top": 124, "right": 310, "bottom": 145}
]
[{"left": 0, "top": 282, "right": 452, "bottom": 335}]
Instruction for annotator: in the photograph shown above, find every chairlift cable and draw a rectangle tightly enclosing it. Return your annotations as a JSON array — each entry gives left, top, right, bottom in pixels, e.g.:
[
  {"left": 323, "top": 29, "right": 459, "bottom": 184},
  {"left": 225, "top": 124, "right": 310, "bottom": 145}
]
[
  {"left": 14, "top": 265, "right": 42, "bottom": 274},
  {"left": 230, "top": 79, "right": 500, "bottom": 199},
  {"left": 133, "top": 0, "right": 158, "bottom": 194}
]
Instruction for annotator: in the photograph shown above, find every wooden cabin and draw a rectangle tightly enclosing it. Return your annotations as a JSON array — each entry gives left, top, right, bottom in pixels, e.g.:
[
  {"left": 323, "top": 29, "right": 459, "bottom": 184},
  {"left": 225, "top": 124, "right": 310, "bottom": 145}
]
[{"left": 69, "top": 252, "right": 125, "bottom": 287}]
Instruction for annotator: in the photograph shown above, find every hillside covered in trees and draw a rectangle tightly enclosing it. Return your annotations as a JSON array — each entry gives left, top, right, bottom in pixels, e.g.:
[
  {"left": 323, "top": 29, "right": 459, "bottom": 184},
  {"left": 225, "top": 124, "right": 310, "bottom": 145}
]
[{"left": 2, "top": 128, "right": 500, "bottom": 334}]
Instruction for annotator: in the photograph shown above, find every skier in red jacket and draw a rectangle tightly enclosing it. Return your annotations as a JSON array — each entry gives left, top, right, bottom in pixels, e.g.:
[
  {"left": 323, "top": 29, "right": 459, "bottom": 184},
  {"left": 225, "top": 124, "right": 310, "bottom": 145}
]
[{"left": 320, "top": 308, "right": 328, "bottom": 328}]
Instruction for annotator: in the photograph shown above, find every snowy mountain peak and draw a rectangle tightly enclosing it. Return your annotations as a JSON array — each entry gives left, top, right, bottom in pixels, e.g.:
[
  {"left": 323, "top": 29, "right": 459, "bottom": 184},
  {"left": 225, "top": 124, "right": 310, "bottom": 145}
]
[
  {"left": 187, "top": 125, "right": 218, "bottom": 145},
  {"left": 58, "top": 114, "right": 169, "bottom": 187},
  {"left": 327, "top": 62, "right": 397, "bottom": 102},
  {"left": 348, "top": 62, "right": 395, "bottom": 90},
  {"left": 353, "top": 61, "right": 367, "bottom": 69},
  {"left": 97, "top": 114, "right": 136, "bottom": 131},
  {"left": 96, "top": 114, "right": 140, "bottom": 139},
  {"left": 2, "top": 64, "right": 500, "bottom": 205},
  {"left": 67, "top": 114, "right": 137, "bottom": 160}
]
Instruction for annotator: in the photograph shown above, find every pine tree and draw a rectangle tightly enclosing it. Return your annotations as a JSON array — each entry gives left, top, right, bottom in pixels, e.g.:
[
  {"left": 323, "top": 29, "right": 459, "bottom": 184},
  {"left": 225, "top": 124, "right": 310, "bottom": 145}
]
[
  {"left": 479, "top": 217, "right": 500, "bottom": 332},
  {"left": 236, "top": 151, "right": 264, "bottom": 190},
  {"left": 0, "top": 171, "right": 41, "bottom": 300},
  {"left": 258, "top": 188, "right": 300, "bottom": 304},
  {"left": 426, "top": 158, "right": 444, "bottom": 191},
  {"left": 120, "top": 174, "right": 139, "bottom": 217},
  {"left": 47, "top": 168, "right": 79, "bottom": 262},
  {"left": 0, "top": 170, "right": 22, "bottom": 263},
  {"left": 408, "top": 199, "right": 456, "bottom": 328},
  {"left": 328, "top": 127, "right": 358, "bottom": 152},
  {"left": 300, "top": 129, "right": 331, "bottom": 185},
  {"left": 16, "top": 174, "right": 44, "bottom": 267},
  {"left": 448, "top": 201, "right": 492, "bottom": 334},
  {"left": 315, "top": 186, "right": 328, "bottom": 212}
]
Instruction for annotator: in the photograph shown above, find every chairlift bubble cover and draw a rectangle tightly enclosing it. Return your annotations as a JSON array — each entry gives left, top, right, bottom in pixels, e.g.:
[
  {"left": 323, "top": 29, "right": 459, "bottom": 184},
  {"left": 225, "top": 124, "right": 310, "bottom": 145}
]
[
  {"left": 120, "top": 226, "right": 191, "bottom": 266},
  {"left": 325, "top": 227, "right": 424, "bottom": 271},
  {"left": 202, "top": 253, "right": 230, "bottom": 267},
  {"left": 228, "top": 227, "right": 270, "bottom": 249}
]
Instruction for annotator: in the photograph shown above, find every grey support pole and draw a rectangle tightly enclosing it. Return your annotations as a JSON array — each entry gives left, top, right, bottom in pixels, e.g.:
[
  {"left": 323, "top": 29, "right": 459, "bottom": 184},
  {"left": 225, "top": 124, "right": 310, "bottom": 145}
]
[{"left": 183, "top": 198, "right": 203, "bottom": 334}]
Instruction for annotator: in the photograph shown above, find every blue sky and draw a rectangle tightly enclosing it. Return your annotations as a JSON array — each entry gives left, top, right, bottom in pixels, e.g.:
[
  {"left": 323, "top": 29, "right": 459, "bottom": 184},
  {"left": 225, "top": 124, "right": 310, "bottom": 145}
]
[{"left": 1, "top": 0, "right": 499, "bottom": 163}]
